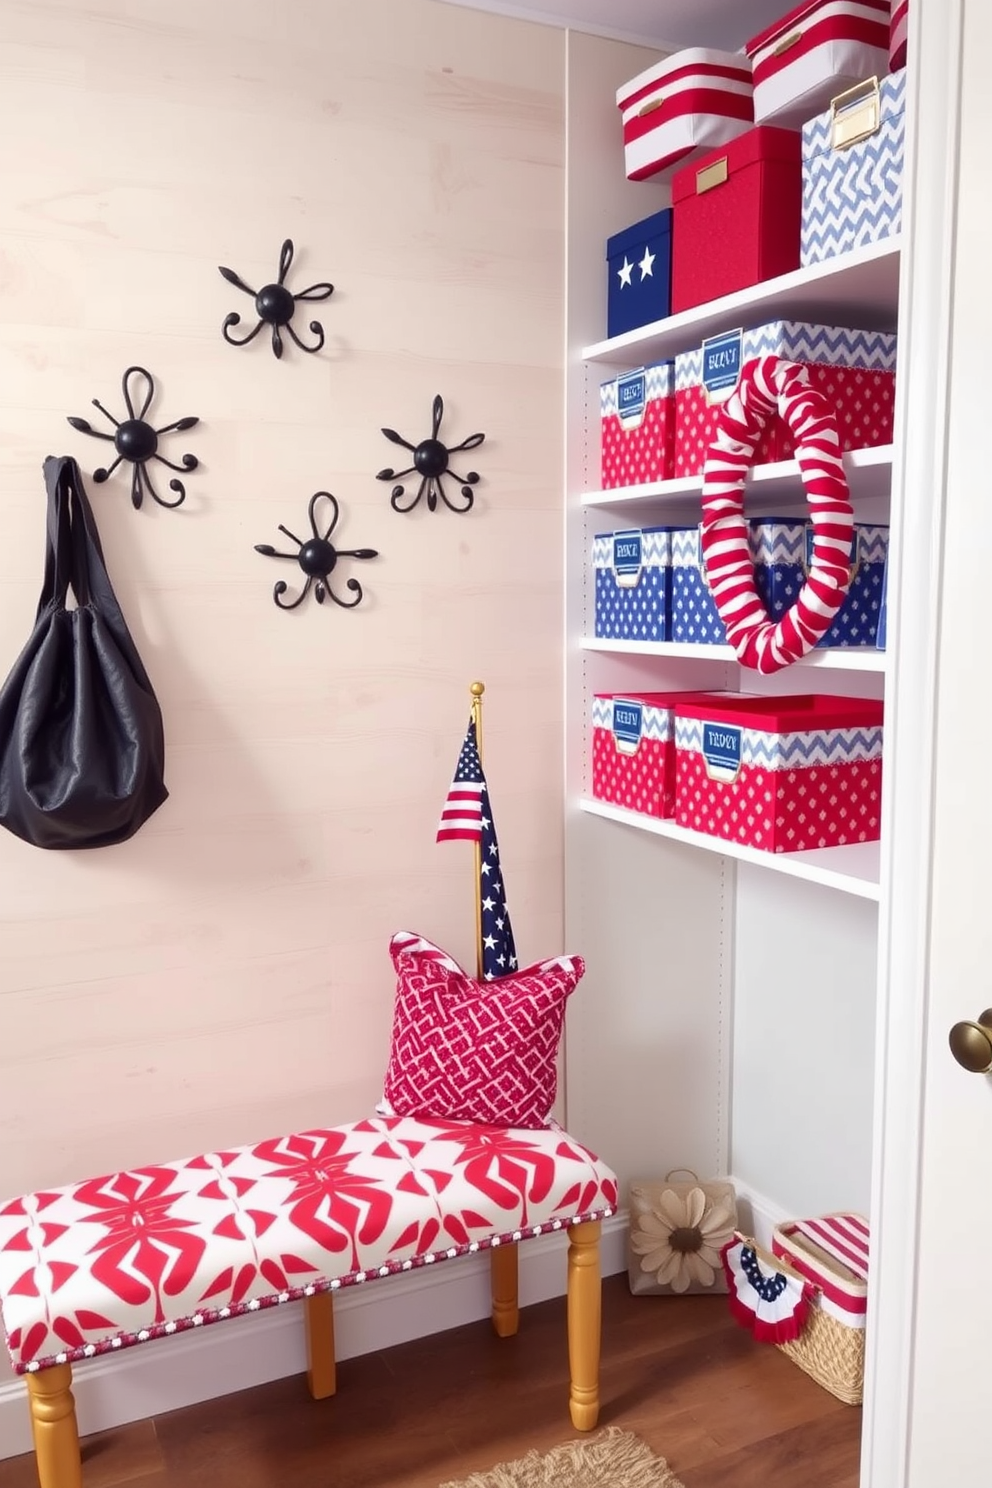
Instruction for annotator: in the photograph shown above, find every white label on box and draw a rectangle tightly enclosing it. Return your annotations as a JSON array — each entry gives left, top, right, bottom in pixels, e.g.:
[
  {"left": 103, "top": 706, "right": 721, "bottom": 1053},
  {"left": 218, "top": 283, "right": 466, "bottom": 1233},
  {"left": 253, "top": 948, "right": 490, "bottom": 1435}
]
[{"left": 702, "top": 329, "right": 743, "bottom": 404}]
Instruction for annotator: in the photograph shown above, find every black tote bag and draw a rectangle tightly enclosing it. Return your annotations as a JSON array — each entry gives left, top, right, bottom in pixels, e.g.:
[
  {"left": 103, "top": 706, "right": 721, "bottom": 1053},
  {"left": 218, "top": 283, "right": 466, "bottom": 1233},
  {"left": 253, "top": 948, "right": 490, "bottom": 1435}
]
[{"left": 0, "top": 455, "right": 168, "bottom": 849}]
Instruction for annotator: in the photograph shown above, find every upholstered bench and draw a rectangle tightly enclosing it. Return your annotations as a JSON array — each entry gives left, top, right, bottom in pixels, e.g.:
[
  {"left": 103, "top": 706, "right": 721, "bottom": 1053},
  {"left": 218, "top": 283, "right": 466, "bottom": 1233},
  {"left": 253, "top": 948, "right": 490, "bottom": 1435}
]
[{"left": 0, "top": 1114, "right": 618, "bottom": 1488}]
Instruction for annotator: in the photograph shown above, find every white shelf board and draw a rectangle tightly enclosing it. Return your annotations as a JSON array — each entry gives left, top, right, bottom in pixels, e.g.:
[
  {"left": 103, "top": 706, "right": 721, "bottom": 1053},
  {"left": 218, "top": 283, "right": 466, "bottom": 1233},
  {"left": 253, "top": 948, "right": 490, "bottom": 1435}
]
[
  {"left": 579, "top": 798, "right": 881, "bottom": 900},
  {"left": 582, "top": 445, "right": 894, "bottom": 510},
  {"left": 580, "top": 637, "right": 887, "bottom": 672},
  {"left": 582, "top": 238, "right": 902, "bottom": 365}
]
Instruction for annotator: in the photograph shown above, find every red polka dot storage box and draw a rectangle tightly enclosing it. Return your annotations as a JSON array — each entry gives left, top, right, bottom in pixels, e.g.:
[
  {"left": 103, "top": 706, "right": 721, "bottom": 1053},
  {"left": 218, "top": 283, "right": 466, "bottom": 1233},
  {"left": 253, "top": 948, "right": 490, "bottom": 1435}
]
[
  {"left": 670, "top": 125, "right": 802, "bottom": 315},
  {"left": 801, "top": 70, "right": 906, "bottom": 267},
  {"left": 674, "top": 693, "right": 884, "bottom": 853},
  {"left": 594, "top": 526, "right": 675, "bottom": 641},
  {"left": 617, "top": 48, "right": 754, "bottom": 184},
  {"left": 673, "top": 321, "right": 897, "bottom": 479},
  {"left": 600, "top": 363, "right": 675, "bottom": 488},
  {"left": 592, "top": 691, "right": 730, "bottom": 819},
  {"left": 745, "top": 0, "right": 891, "bottom": 130}
]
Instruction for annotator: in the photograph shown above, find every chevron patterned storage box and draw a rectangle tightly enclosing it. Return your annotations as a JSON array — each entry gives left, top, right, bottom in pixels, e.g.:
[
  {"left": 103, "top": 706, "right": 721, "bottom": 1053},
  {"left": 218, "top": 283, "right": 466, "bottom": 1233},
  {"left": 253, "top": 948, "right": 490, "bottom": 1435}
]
[
  {"left": 802, "top": 70, "right": 906, "bottom": 266},
  {"left": 753, "top": 521, "right": 890, "bottom": 647},
  {"left": 674, "top": 693, "right": 885, "bottom": 853},
  {"left": 592, "top": 691, "right": 728, "bottom": 818},
  {"left": 674, "top": 321, "right": 898, "bottom": 477},
  {"left": 594, "top": 526, "right": 675, "bottom": 641},
  {"left": 600, "top": 363, "right": 676, "bottom": 488}
]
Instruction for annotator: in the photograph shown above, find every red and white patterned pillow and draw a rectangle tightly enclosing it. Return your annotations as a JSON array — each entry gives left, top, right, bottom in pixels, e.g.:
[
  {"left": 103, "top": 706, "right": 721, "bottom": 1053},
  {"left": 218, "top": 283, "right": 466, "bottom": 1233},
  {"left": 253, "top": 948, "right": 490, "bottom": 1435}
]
[{"left": 381, "top": 931, "right": 585, "bottom": 1128}]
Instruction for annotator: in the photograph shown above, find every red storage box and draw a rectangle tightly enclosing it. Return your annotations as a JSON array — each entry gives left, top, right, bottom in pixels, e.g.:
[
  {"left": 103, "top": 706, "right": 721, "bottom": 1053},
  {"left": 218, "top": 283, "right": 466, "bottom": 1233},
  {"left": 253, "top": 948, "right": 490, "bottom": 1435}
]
[
  {"left": 674, "top": 693, "right": 884, "bottom": 853},
  {"left": 746, "top": 0, "right": 891, "bottom": 129},
  {"left": 592, "top": 691, "right": 730, "bottom": 819},
  {"left": 890, "top": 0, "right": 908, "bottom": 69},
  {"left": 673, "top": 320, "right": 897, "bottom": 478},
  {"left": 600, "top": 363, "right": 676, "bottom": 488},
  {"left": 617, "top": 48, "right": 754, "bottom": 183},
  {"left": 671, "top": 126, "right": 802, "bottom": 314}
]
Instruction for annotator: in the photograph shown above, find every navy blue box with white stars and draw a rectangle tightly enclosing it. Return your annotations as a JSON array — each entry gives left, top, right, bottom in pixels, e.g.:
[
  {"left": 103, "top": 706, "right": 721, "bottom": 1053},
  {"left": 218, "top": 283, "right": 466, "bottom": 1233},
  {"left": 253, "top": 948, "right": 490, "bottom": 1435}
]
[{"left": 606, "top": 209, "right": 672, "bottom": 340}]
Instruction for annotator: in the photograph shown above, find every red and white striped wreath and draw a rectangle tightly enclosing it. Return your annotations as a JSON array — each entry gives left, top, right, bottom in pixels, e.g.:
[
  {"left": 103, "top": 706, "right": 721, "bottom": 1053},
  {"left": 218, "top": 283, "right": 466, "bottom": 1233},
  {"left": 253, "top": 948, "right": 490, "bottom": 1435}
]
[{"left": 700, "top": 355, "right": 854, "bottom": 675}]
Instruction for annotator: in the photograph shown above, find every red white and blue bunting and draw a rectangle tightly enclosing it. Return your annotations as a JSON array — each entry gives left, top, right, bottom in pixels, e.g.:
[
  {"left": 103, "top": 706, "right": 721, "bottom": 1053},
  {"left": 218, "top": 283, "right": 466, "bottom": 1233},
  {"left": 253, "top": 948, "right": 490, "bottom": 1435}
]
[{"left": 721, "top": 1234, "right": 813, "bottom": 1345}]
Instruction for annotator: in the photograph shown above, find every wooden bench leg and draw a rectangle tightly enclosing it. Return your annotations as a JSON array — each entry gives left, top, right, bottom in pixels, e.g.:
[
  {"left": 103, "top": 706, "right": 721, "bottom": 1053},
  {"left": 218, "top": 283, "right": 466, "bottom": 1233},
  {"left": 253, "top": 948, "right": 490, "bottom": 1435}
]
[
  {"left": 26, "top": 1364, "right": 82, "bottom": 1488},
  {"left": 567, "top": 1219, "right": 601, "bottom": 1431},
  {"left": 304, "top": 1291, "right": 337, "bottom": 1400},
  {"left": 490, "top": 1241, "right": 519, "bottom": 1338}
]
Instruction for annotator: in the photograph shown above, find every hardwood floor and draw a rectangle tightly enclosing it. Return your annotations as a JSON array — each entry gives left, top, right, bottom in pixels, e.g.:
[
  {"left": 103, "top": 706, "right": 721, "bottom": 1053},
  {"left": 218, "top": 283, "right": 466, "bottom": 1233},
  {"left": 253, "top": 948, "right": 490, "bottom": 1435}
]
[{"left": 2, "top": 1276, "right": 862, "bottom": 1488}]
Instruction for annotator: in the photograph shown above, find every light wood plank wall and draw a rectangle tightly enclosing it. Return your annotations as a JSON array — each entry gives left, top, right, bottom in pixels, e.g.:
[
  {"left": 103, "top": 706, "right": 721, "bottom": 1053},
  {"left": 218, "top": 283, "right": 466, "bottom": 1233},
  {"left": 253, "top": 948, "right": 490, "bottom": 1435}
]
[{"left": 0, "top": 0, "right": 568, "bottom": 1382}]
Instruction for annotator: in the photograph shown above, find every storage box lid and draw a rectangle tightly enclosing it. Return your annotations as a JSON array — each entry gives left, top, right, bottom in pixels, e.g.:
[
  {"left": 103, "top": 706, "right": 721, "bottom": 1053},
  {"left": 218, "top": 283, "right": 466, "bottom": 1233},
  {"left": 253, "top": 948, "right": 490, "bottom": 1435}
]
[
  {"left": 802, "top": 67, "right": 907, "bottom": 156},
  {"left": 674, "top": 693, "right": 884, "bottom": 733},
  {"left": 671, "top": 125, "right": 801, "bottom": 205},
  {"left": 745, "top": 0, "right": 888, "bottom": 59},
  {"left": 606, "top": 208, "right": 672, "bottom": 261},
  {"left": 616, "top": 47, "right": 752, "bottom": 111}
]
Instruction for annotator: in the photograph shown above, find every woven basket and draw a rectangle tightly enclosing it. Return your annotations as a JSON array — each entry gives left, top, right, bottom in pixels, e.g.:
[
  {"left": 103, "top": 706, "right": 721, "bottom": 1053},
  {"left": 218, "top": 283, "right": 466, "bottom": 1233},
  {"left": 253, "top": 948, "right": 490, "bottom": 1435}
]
[
  {"left": 776, "top": 1293, "right": 866, "bottom": 1404},
  {"left": 772, "top": 1215, "right": 869, "bottom": 1406}
]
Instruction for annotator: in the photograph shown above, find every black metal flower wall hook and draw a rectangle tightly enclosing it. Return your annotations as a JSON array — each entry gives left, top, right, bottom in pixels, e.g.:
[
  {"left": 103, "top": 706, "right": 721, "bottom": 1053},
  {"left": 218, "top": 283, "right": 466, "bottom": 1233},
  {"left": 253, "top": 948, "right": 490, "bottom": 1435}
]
[
  {"left": 67, "top": 365, "right": 199, "bottom": 509},
  {"left": 377, "top": 394, "right": 485, "bottom": 514},
  {"left": 219, "top": 239, "right": 334, "bottom": 359},
  {"left": 255, "top": 492, "right": 378, "bottom": 611}
]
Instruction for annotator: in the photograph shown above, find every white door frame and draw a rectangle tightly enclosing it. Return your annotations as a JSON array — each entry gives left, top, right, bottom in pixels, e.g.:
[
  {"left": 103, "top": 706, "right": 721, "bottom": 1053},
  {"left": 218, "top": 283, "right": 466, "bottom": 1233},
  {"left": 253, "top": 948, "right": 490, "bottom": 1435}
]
[{"left": 864, "top": 0, "right": 963, "bottom": 1482}]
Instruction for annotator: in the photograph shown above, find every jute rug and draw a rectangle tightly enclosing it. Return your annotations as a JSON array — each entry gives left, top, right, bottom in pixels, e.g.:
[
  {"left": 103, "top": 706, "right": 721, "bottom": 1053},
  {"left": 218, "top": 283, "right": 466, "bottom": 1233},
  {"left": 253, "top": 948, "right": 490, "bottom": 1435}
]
[{"left": 439, "top": 1426, "right": 686, "bottom": 1487}]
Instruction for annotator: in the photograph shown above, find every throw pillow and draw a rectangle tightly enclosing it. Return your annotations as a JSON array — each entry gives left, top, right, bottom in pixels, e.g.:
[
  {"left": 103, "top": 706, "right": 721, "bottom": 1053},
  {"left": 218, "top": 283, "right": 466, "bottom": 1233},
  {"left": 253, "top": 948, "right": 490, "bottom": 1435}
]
[{"left": 381, "top": 931, "right": 585, "bottom": 1128}]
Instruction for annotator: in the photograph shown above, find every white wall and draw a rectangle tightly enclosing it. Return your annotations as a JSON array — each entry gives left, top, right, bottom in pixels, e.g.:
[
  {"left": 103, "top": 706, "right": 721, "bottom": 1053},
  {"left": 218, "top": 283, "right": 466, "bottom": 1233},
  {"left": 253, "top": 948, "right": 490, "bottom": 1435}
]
[{"left": 0, "top": 0, "right": 566, "bottom": 1389}]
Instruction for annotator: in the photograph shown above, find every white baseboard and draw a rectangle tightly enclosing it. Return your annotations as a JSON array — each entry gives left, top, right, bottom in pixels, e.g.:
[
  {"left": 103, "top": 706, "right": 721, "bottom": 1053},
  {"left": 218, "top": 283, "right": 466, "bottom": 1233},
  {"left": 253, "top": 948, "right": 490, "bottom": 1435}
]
[
  {"left": 728, "top": 1178, "right": 791, "bottom": 1249},
  {"left": 0, "top": 1213, "right": 629, "bottom": 1463}
]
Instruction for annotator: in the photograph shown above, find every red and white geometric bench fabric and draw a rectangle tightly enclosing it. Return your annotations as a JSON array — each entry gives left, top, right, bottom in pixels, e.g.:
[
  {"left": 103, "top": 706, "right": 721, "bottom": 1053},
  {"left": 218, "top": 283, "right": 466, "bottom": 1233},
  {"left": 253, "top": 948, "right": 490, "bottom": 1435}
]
[{"left": 0, "top": 1114, "right": 619, "bottom": 1488}]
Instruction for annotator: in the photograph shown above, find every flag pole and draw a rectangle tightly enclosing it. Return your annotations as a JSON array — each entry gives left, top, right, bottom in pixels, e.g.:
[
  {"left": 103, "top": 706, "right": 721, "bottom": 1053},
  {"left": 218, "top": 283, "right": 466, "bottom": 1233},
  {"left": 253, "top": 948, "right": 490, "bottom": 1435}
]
[{"left": 469, "top": 680, "right": 485, "bottom": 980}]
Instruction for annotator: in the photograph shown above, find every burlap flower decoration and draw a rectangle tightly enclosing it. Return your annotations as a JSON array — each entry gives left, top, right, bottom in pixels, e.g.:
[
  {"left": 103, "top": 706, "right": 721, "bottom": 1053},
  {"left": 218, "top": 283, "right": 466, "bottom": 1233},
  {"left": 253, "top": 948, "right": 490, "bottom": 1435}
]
[{"left": 630, "top": 1185, "right": 737, "bottom": 1293}]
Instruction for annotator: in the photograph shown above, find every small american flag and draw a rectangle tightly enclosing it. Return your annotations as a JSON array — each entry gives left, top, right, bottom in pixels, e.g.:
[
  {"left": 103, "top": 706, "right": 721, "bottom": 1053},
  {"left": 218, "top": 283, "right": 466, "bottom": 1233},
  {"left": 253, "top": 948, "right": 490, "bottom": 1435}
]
[{"left": 437, "top": 719, "right": 518, "bottom": 981}]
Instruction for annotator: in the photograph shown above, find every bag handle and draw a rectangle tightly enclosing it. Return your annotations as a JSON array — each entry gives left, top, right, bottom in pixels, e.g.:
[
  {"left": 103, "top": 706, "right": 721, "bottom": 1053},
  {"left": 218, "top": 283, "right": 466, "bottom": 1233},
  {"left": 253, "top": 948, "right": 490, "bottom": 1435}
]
[{"left": 38, "top": 457, "right": 155, "bottom": 687}]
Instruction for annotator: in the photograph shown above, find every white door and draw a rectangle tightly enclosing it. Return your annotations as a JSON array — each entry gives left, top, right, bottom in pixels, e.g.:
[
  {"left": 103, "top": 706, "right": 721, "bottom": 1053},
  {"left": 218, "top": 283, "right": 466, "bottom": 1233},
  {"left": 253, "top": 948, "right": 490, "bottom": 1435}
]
[{"left": 866, "top": 2, "right": 992, "bottom": 1484}]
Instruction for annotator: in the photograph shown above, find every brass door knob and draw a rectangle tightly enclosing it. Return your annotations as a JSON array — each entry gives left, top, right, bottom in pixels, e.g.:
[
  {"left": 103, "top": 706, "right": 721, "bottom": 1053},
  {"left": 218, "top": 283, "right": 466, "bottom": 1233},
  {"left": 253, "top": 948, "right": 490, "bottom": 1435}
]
[{"left": 948, "top": 1010, "right": 992, "bottom": 1073}]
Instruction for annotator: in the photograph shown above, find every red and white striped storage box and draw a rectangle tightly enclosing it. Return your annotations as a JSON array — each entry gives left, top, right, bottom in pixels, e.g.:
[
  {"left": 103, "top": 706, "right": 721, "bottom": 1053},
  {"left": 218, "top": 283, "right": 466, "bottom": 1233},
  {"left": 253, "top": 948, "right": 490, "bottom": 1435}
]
[
  {"left": 617, "top": 49, "right": 754, "bottom": 183},
  {"left": 890, "top": 0, "right": 908, "bottom": 69},
  {"left": 673, "top": 321, "right": 897, "bottom": 478},
  {"left": 745, "top": 1, "right": 891, "bottom": 129},
  {"left": 674, "top": 693, "right": 884, "bottom": 853},
  {"left": 592, "top": 691, "right": 729, "bottom": 819},
  {"left": 772, "top": 1213, "right": 870, "bottom": 1403},
  {"left": 600, "top": 363, "right": 676, "bottom": 488}
]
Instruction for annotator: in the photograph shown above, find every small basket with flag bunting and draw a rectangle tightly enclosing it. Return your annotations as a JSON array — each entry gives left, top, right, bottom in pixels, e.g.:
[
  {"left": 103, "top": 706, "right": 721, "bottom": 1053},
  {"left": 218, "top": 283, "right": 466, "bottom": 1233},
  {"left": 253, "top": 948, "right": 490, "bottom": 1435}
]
[{"left": 722, "top": 1212, "right": 869, "bottom": 1405}]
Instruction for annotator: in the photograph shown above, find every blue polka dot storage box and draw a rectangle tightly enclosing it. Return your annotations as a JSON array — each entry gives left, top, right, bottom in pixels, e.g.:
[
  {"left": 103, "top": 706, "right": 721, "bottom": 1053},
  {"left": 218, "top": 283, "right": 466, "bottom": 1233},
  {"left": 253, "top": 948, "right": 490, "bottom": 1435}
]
[{"left": 593, "top": 526, "right": 675, "bottom": 642}]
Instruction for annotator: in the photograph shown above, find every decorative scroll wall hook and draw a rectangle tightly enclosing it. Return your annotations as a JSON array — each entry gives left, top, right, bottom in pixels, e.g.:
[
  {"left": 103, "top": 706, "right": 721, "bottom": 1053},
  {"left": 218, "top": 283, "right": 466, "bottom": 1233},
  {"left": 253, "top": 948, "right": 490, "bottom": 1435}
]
[
  {"left": 376, "top": 394, "right": 485, "bottom": 513},
  {"left": 219, "top": 239, "right": 334, "bottom": 359},
  {"left": 67, "top": 365, "right": 199, "bottom": 509},
  {"left": 254, "top": 491, "right": 378, "bottom": 611}
]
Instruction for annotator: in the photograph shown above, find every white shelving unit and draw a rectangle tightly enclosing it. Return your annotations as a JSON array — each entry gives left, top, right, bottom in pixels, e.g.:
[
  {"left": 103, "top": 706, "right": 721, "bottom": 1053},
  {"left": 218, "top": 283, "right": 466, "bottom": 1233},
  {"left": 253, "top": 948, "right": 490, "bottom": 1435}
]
[
  {"left": 581, "top": 443, "right": 894, "bottom": 510},
  {"left": 581, "top": 636, "right": 887, "bottom": 671},
  {"left": 562, "top": 21, "right": 904, "bottom": 1301},
  {"left": 579, "top": 797, "right": 882, "bottom": 900}
]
